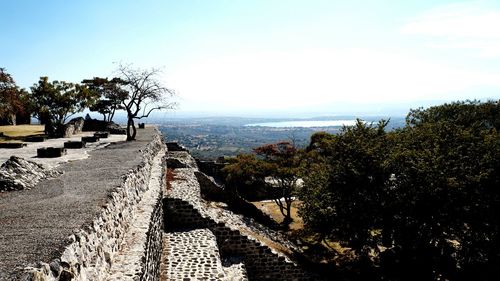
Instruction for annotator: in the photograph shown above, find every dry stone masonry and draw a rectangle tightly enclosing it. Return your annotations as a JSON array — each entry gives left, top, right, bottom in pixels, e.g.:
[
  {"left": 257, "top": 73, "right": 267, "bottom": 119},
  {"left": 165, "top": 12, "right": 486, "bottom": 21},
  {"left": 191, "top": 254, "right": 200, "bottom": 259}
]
[
  {"left": 163, "top": 150, "right": 320, "bottom": 281},
  {"left": 0, "top": 130, "right": 322, "bottom": 280},
  {"left": 19, "top": 129, "right": 166, "bottom": 280},
  {"left": 162, "top": 229, "right": 226, "bottom": 280},
  {"left": 0, "top": 155, "right": 62, "bottom": 192}
]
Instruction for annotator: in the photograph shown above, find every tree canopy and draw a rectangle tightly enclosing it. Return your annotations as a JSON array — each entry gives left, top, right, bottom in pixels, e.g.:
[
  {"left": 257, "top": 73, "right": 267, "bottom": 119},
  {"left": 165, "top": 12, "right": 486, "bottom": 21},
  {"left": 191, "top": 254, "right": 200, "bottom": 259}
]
[
  {"left": 0, "top": 68, "right": 29, "bottom": 125},
  {"left": 299, "top": 100, "right": 500, "bottom": 280},
  {"left": 223, "top": 141, "right": 302, "bottom": 226},
  {"left": 82, "top": 77, "right": 127, "bottom": 122},
  {"left": 29, "top": 77, "right": 97, "bottom": 136}
]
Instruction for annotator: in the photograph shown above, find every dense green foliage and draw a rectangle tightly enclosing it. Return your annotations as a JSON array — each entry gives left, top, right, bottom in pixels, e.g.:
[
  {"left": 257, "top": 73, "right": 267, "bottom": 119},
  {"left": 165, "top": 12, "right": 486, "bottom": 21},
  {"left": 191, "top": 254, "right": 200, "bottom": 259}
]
[
  {"left": 29, "top": 77, "right": 97, "bottom": 136},
  {"left": 82, "top": 77, "right": 127, "bottom": 122},
  {"left": 0, "top": 68, "right": 29, "bottom": 125},
  {"left": 223, "top": 142, "right": 302, "bottom": 225},
  {"left": 300, "top": 100, "right": 500, "bottom": 280}
]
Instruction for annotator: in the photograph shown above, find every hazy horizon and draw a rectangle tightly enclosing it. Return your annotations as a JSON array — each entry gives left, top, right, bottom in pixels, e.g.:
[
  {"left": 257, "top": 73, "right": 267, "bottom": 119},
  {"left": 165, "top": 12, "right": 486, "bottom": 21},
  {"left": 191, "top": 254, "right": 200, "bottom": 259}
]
[{"left": 2, "top": 1, "right": 499, "bottom": 115}]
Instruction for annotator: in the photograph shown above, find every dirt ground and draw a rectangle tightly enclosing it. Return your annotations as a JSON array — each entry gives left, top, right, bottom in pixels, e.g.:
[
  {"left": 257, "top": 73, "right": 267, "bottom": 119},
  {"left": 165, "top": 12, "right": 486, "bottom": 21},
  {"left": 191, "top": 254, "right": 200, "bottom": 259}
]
[{"left": 251, "top": 200, "right": 304, "bottom": 230}]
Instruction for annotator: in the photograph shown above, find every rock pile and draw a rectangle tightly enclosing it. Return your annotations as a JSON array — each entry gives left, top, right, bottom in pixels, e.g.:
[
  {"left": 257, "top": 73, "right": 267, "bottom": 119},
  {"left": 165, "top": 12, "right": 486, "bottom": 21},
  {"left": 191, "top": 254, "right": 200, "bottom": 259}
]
[{"left": 0, "top": 156, "right": 62, "bottom": 192}]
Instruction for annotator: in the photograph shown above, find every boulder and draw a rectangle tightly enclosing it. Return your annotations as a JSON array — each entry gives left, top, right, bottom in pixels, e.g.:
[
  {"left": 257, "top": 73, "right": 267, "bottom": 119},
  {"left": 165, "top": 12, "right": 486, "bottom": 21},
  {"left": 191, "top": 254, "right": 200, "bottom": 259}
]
[{"left": 63, "top": 117, "right": 85, "bottom": 138}]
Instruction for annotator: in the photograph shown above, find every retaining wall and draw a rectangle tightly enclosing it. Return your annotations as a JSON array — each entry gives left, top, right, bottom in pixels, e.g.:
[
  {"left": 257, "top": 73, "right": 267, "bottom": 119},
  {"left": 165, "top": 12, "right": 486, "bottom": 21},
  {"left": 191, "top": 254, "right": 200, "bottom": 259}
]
[
  {"left": 164, "top": 151, "right": 320, "bottom": 281},
  {"left": 21, "top": 130, "right": 166, "bottom": 281}
]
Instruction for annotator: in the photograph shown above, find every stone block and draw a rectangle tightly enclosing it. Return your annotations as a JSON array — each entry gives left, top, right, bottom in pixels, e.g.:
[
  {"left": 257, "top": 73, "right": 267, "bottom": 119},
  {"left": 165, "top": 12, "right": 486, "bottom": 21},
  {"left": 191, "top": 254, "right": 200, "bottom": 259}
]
[
  {"left": 82, "top": 136, "right": 99, "bottom": 143},
  {"left": 94, "top": 131, "right": 109, "bottom": 138},
  {"left": 64, "top": 141, "right": 86, "bottom": 149},
  {"left": 37, "top": 147, "right": 67, "bottom": 158},
  {"left": 25, "top": 135, "right": 47, "bottom": 142},
  {"left": 0, "top": 142, "right": 27, "bottom": 148}
]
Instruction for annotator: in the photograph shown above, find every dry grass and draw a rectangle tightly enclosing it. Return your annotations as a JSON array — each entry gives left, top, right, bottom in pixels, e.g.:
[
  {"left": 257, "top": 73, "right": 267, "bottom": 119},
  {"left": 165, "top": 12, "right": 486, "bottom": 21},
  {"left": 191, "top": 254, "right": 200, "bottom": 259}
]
[
  {"left": 253, "top": 199, "right": 354, "bottom": 264},
  {"left": 251, "top": 200, "right": 304, "bottom": 230},
  {"left": 0, "top": 125, "right": 44, "bottom": 142}
]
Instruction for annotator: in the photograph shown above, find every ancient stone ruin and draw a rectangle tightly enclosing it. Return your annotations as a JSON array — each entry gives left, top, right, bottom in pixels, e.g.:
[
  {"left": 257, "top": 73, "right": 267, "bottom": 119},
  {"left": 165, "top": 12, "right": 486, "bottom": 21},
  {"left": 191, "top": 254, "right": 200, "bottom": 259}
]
[
  {"left": 0, "top": 156, "right": 62, "bottom": 192},
  {"left": 0, "top": 128, "right": 322, "bottom": 280}
]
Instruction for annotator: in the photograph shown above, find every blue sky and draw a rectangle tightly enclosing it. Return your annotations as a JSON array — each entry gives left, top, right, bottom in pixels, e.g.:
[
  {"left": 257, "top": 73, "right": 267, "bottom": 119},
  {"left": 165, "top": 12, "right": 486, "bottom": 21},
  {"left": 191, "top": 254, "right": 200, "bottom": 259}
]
[{"left": 2, "top": 0, "right": 500, "bottom": 117}]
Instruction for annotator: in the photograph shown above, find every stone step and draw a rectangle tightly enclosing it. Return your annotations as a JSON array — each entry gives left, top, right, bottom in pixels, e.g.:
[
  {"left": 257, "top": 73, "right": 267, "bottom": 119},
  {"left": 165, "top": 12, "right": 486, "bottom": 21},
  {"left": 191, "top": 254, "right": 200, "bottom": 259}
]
[{"left": 161, "top": 228, "right": 226, "bottom": 280}]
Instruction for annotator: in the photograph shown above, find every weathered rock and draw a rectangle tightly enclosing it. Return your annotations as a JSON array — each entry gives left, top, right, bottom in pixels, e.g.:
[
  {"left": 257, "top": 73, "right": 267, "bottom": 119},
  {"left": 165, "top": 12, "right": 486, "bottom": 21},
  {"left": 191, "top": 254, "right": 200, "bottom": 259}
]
[
  {"left": 166, "top": 151, "right": 198, "bottom": 169},
  {"left": 0, "top": 156, "right": 62, "bottom": 192},
  {"left": 106, "top": 122, "right": 126, "bottom": 135},
  {"left": 195, "top": 171, "right": 226, "bottom": 201},
  {"left": 63, "top": 117, "right": 85, "bottom": 138},
  {"left": 20, "top": 129, "right": 166, "bottom": 281},
  {"left": 166, "top": 142, "right": 187, "bottom": 152},
  {"left": 163, "top": 150, "right": 321, "bottom": 280}
]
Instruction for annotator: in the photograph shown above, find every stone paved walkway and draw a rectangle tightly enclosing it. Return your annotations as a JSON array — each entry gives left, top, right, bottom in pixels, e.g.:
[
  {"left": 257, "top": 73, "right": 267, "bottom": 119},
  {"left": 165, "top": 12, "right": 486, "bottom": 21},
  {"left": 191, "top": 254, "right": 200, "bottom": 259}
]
[{"left": 161, "top": 229, "right": 226, "bottom": 281}]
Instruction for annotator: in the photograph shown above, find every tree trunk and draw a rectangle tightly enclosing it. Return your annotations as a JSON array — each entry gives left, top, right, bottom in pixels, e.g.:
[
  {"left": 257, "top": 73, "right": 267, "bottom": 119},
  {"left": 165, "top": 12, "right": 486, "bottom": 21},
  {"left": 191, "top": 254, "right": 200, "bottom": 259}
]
[{"left": 126, "top": 117, "right": 137, "bottom": 141}]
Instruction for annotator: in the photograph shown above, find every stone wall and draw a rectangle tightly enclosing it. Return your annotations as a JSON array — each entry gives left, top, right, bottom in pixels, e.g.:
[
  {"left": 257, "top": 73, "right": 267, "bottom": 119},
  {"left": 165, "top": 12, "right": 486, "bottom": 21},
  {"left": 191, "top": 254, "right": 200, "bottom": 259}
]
[
  {"left": 21, "top": 130, "right": 166, "bottom": 281},
  {"left": 164, "top": 150, "right": 321, "bottom": 281}
]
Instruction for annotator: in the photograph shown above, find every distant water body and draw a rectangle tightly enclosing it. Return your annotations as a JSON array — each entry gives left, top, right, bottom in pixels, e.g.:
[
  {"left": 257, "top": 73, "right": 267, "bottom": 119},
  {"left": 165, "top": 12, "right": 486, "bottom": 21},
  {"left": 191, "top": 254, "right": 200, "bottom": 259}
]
[{"left": 246, "top": 120, "right": 358, "bottom": 128}]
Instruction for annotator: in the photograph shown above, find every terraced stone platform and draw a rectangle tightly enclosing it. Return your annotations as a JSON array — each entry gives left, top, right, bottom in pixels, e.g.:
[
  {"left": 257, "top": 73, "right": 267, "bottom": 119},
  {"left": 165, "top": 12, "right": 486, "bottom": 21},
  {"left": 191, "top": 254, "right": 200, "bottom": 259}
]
[
  {"left": 0, "top": 128, "right": 162, "bottom": 280},
  {"left": 162, "top": 151, "right": 317, "bottom": 281}
]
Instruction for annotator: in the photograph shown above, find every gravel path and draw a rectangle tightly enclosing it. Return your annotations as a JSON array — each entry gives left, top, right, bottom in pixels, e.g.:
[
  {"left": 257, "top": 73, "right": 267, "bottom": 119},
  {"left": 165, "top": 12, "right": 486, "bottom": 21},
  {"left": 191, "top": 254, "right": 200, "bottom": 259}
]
[
  {"left": 0, "top": 132, "right": 127, "bottom": 168},
  {"left": 0, "top": 128, "right": 156, "bottom": 279}
]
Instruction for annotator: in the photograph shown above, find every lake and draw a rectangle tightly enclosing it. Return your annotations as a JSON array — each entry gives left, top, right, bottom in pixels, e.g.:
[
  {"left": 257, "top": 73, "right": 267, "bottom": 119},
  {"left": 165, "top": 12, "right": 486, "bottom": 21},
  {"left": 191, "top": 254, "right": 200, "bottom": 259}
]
[{"left": 245, "top": 120, "right": 359, "bottom": 128}]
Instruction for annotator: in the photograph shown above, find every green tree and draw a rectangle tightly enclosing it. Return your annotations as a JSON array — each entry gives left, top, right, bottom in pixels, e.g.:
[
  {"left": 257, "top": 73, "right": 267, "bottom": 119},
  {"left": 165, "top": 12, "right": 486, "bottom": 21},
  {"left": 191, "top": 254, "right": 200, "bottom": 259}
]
[
  {"left": 299, "top": 101, "right": 500, "bottom": 280},
  {"left": 300, "top": 120, "right": 390, "bottom": 254},
  {"left": 0, "top": 68, "right": 28, "bottom": 125},
  {"left": 222, "top": 153, "right": 268, "bottom": 196},
  {"left": 254, "top": 141, "right": 302, "bottom": 225},
  {"left": 383, "top": 101, "right": 500, "bottom": 280},
  {"left": 81, "top": 77, "right": 127, "bottom": 122},
  {"left": 223, "top": 141, "right": 302, "bottom": 226},
  {"left": 29, "top": 77, "right": 97, "bottom": 137}
]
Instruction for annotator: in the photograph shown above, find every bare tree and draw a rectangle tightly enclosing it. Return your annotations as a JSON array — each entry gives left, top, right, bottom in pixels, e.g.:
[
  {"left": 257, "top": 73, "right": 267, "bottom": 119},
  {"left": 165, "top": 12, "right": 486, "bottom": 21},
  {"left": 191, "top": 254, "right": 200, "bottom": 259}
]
[{"left": 115, "top": 64, "right": 176, "bottom": 140}]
